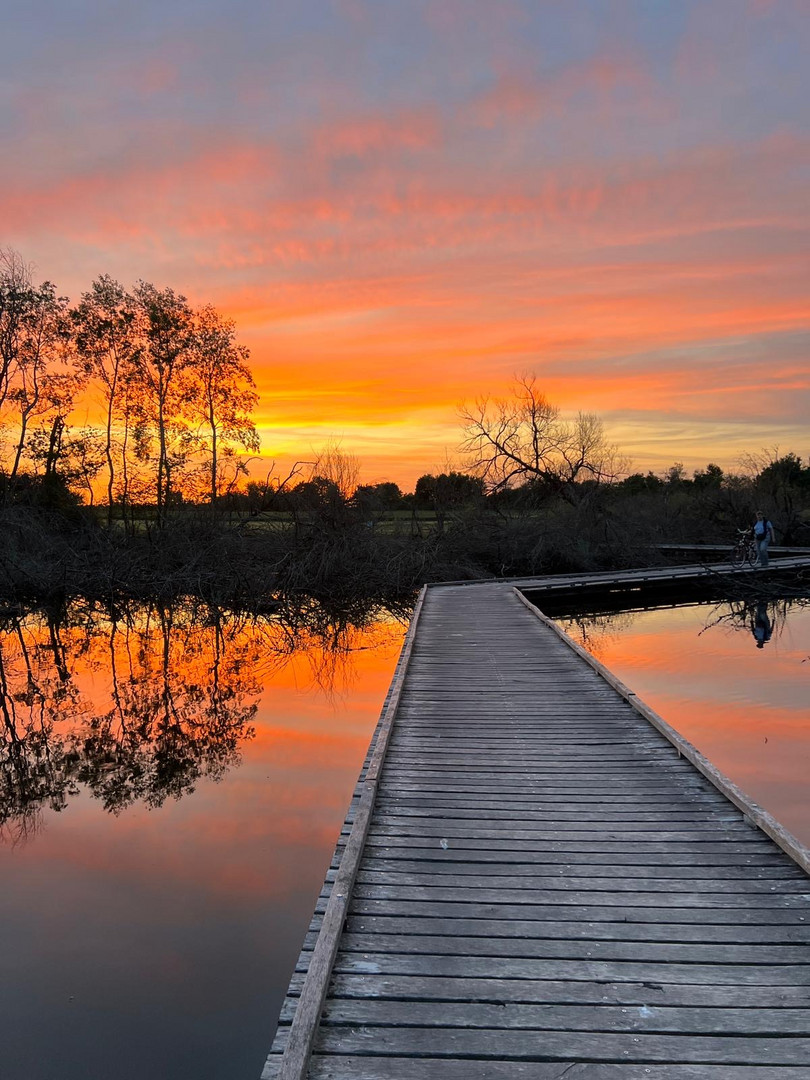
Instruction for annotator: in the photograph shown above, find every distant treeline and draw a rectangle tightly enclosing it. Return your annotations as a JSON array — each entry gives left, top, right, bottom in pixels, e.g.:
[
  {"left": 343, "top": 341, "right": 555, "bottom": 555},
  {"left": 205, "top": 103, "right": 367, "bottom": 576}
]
[
  {"left": 2, "top": 449, "right": 809, "bottom": 612},
  {"left": 231, "top": 455, "right": 810, "bottom": 524}
]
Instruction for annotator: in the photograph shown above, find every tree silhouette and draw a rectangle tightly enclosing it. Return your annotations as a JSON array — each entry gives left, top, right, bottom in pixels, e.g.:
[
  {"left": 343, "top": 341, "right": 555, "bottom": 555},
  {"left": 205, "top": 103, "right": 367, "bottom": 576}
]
[
  {"left": 0, "top": 255, "right": 74, "bottom": 492},
  {"left": 2, "top": 253, "right": 268, "bottom": 512},
  {"left": 0, "top": 248, "right": 31, "bottom": 413},
  {"left": 188, "top": 304, "right": 259, "bottom": 506},
  {"left": 130, "top": 283, "right": 195, "bottom": 524},
  {"left": 71, "top": 276, "right": 138, "bottom": 524},
  {"left": 460, "top": 373, "right": 625, "bottom": 503}
]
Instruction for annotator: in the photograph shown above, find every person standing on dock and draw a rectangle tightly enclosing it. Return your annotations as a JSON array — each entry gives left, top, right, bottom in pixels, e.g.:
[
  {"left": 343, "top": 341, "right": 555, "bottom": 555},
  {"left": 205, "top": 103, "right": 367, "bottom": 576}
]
[{"left": 753, "top": 510, "right": 775, "bottom": 567}]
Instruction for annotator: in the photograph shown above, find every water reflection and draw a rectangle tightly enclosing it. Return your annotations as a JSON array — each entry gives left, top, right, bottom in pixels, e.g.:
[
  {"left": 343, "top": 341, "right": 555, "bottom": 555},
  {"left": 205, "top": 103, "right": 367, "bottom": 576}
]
[
  {"left": 0, "top": 597, "right": 406, "bottom": 1080},
  {"left": 0, "top": 598, "right": 407, "bottom": 844},
  {"left": 697, "top": 597, "right": 802, "bottom": 651},
  {"left": 554, "top": 593, "right": 810, "bottom": 847},
  {"left": 753, "top": 602, "right": 773, "bottom": 648},
  {"left": 555, "top": 596, "right": 808, "bottom": 661}
]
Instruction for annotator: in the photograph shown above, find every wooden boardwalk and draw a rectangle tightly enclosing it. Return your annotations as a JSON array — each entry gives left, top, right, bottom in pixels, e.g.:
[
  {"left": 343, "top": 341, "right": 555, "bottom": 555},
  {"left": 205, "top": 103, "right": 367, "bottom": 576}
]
[
  {"left": 264, "top": 582, "right": 810, "bottom": 1079},
  {"left": 437, "top": 552, "right": 810, "bottom": 599}
]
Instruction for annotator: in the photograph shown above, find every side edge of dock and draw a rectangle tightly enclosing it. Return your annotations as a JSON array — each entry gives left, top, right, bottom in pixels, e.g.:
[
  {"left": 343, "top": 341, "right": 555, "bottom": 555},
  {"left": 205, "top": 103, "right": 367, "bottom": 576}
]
[
  {"left": 261, "top": 585, "right": 428, "bottom": 1080},
  {"left": 513, "top": 585, "right": 810, "bottom": 874}
]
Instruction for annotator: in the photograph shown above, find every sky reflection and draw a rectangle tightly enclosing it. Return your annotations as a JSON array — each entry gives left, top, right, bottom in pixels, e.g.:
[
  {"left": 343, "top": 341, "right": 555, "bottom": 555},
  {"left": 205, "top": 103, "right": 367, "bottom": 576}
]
[
  {"left": 557, "top": 597, "right": 810, "bottom": 847},
  {"left": 0, "top": 601, "right": 404, "bottom": 1080}
]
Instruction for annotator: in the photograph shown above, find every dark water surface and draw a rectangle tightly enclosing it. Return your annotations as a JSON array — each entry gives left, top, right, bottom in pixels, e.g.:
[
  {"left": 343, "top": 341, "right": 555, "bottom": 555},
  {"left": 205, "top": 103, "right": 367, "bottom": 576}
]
[
  {"left": 4, "top": 592, "right": 808, "bottom": 1078},
  {"left": 0, "top": 601, "right": 404, "bottom": 1080},
  {"left": 554, "top": 596, "right": 810, "bottom": 848}
]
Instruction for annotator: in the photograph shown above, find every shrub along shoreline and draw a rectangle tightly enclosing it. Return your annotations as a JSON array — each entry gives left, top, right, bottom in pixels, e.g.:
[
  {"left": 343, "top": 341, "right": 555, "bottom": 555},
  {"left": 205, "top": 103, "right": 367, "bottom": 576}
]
[{"left": 3, "top": 473, "right": 808, "bottom": 614}]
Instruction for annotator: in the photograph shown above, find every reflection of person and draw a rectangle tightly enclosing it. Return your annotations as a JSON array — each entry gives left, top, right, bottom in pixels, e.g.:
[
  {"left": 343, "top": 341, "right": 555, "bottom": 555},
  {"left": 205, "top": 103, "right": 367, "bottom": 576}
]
[
  {"left": 753, "top": 602, "right": 772, "bottom": 649},
  {"left": 753, "top": 511, "right": 775, "bottom": 567}
]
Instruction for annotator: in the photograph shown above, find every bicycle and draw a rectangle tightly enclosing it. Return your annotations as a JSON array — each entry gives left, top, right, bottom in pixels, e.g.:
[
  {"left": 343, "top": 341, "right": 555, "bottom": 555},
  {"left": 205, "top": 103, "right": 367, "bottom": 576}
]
[{"left": 731, "top": 529, "right": 758, "bottom": 567}]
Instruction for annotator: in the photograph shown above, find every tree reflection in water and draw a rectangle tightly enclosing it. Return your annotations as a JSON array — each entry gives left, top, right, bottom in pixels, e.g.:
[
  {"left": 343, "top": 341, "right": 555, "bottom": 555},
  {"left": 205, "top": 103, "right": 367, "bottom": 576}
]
[
  {"left": 697, "top": 597, "right": 808, "bottom": 649},
  {"left": 0, "top": 597, "right": 405, "bottom": 842},
  {"left": 557, "top": 609, "right": 638, "bottom": 660},
  {"left": 558, "top": 595, "right": 809, "bottom": 658}
]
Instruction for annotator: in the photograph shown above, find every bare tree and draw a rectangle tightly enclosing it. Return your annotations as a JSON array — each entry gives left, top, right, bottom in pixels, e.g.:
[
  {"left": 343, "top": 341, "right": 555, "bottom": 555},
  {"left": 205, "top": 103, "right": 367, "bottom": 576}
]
[
  {"left": 310, "top": 439, "right": 360, "bottom": 498},
  {"left": 459, "top": 373, "right": 626, "bottom": 502}
]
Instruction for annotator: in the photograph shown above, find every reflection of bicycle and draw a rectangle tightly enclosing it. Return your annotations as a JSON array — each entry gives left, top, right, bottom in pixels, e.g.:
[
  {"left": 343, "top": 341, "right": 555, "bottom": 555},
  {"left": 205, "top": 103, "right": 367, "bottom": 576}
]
[{"left": 731, "top": 529, "right": 757, "bottom": 567}]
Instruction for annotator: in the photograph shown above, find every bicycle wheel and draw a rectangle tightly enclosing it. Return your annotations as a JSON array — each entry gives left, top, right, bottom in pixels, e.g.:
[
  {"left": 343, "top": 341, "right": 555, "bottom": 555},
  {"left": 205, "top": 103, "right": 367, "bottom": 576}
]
[
  {"left": 747, "top": 543, "right": 759, "bottom": 567},
  {"left": 731, "top": 543, "right": 745, "bottom": 567}
]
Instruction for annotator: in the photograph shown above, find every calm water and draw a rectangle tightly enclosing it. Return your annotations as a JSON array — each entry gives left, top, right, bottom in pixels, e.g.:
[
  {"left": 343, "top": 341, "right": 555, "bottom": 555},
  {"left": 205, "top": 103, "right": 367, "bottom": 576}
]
[
  {"left": 4, "top": 593, "right": 809, "bottom": 1079},
  {"left": 554, "top": 596, "right": 810, "bottom": 847},
  {"left": 0, "top": 600, "right": 405, "bottom": 1080}
]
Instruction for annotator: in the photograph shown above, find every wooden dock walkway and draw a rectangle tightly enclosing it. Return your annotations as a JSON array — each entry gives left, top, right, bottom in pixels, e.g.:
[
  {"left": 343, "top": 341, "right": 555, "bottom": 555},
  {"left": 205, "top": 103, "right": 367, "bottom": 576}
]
[
  {"left": 435, "top": 552, "right": 810, "bottom": 600},
  {"left": 264, "top": 581, "right": 810, "bottom": 1079}
]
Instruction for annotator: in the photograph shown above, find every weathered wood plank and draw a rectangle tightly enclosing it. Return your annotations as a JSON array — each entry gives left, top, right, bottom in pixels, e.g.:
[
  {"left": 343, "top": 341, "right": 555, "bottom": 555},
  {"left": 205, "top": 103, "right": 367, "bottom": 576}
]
[
  {"left": 388, "top": 736, "right": 670, "bottom": 746},
  {"left": 374, "top": 779, "right": 724, "bottom": 795},
  {"left": 361, "top": 835, "right": 779, "bottom": 854},
  {"left": 307, "top": 928, "right": 810, "bottom": 965},
  {"left": 319, "top": 950, "right": 810, "bottom": 987},
  {"left": 347, "top": 881, "right": 809, "bottom": 909},
  {"left": 384, "top": 749, "right": 679, "bottom": 761},
  {"left": 341, "top": 913, "right": 810, "bottom": 944},
  {"left": 318, "top": 972, "right": 810, "bottom": 1008},
  {"left": 359, "top": 844, "right": 793, "bottom": 866},
  {"left": 371, "top": 807, "right": 738, "bottom": 820},
  {"left": 264, "top": 1055, "right": 810, "bottom": 1079},
  {"left": 376, "top": 792, "right": 739, "bottom": 808},
  {"left": 356, "top": 856, "right": 805, "bottom": 879},
  {"left": 366, "top": 820, "right": 752, "bottom": 838},
  {"left": 298, "top": 999, "right": 810, "bottom": 1035},
  {"left": 352, "top": 868, "right": 809, "bottom": 894},
  {"left": 293, "top": 1026, "right": 810, "bottom": 1065},
  {"left": 330, "top": 896, "right": 810, "bottom": 924}
]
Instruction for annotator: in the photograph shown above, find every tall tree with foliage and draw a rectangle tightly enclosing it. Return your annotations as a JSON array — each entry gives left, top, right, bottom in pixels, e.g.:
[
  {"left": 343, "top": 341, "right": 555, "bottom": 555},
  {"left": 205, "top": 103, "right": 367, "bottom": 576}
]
[
  {"left": 188, "top": 305, "right": 260, "bottom": 506},
  {"left": 414, "top": 471, "right": 486, "bottom": 533},
  {"left": 71, "top": 276, "right": 139, "bottom": 524},
  {"left": 129, "top": 282, "right": 194, "bottom": 523},
  {"left": 3, "top": 275, "right": 71, "bottom": 488},
  {"left": 0, "top": 248, "right": 32, "bottom": 413}
]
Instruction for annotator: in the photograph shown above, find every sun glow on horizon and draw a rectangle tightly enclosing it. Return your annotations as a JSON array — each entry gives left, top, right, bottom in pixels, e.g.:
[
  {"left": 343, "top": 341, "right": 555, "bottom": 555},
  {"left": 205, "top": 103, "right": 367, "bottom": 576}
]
[{"left": 3, "top": 1, "right": 808, "bottom": 488}]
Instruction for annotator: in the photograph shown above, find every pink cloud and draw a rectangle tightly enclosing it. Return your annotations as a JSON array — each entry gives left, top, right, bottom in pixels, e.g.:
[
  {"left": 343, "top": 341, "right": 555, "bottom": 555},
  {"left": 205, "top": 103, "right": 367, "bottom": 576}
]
[
  {"left": 312, "top": 108, "right": 441, "bottom": 158},
  {"left": 466, "top": 48, "right": 658, "bottom": 129}
]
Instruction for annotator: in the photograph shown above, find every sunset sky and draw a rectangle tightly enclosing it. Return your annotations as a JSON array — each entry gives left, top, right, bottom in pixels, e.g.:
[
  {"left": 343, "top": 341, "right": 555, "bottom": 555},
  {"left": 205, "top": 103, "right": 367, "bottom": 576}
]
[{"left": 3, "top": 0, "right": 808, "bottom": 488}]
